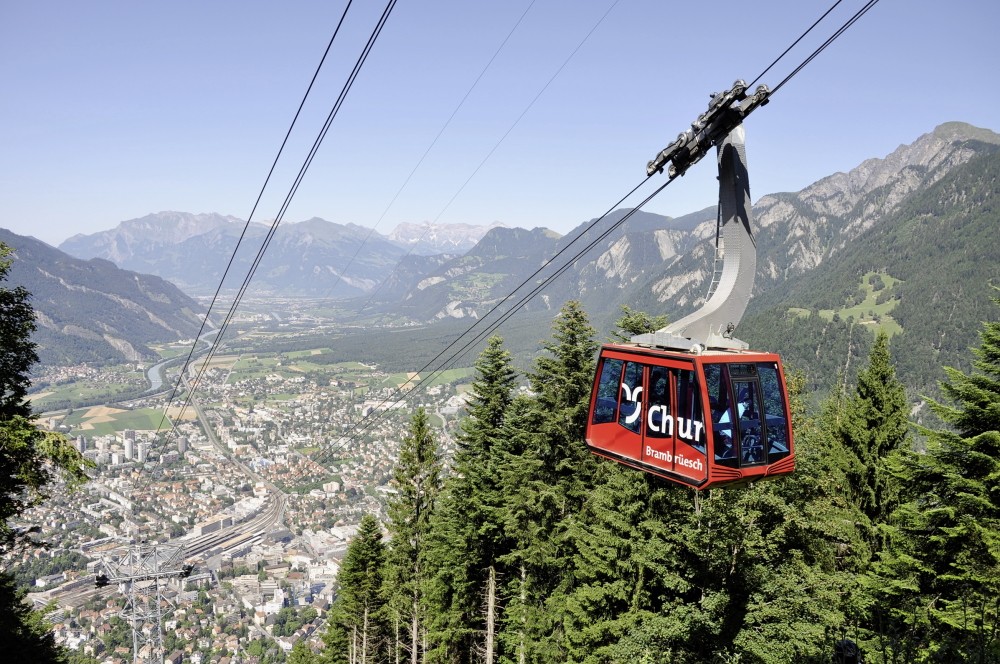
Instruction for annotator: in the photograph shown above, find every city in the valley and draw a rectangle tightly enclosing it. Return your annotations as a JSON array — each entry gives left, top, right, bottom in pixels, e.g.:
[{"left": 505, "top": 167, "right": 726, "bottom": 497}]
[{"left": 14, "top": 300, "right": 475, "bottom": 662}]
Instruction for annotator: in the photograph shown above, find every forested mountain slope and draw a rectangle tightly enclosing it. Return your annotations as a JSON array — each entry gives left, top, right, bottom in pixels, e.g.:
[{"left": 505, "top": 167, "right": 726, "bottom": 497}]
[
  {"left": 741, "top": 142, "right": 1000, "bottom": 398},
  {"left": 0, "top": 229, "right": 204, "bottom": 365}
]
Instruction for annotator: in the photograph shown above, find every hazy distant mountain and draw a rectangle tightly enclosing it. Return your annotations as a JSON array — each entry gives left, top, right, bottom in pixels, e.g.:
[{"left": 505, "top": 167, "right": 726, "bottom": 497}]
[
  {"left": 387, "top": 221, "right": 506, "bottom": 255},
  {"left": 392, "top": 226, "right": 564, "bottom": 319},
  {"left": 0, "top": 229, "right": 204, "bottom": 366},
  {"left": 369, "top": 205, "right": 715, "bottom": 322},
  {"left": 60, "top": 215, "right": 502, "bottom": 297},
  {"left": 60, "top": 211, "right": 243, "bottom": 265},
  {"left": 61, "top": 215, "right": 407, "bottom": 297}
]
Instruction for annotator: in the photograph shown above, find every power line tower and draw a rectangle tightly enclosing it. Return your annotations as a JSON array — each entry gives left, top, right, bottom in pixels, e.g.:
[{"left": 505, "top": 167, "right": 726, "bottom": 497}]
[{"left": 97, "top": 541, "right": 193, "bottom": 663}]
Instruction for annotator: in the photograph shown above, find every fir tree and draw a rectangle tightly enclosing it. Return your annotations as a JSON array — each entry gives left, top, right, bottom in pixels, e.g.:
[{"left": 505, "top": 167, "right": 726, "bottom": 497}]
[
  {"left": 289, "top": 640, "right": 320, "bottom": 664},
  {"left": 523, "top": 300, "right": 600, "bottom": 660},
  {"left": 425, "top": 336, "right": 518, "bottom": 661},
  {"left": 494, "top": 396, "right": 549, "bottom": 664},
  {"left": 839, "top": 331, "right": 909, "bottom": 529},
  {"left": 564, "top": 468, "right": 700, "bottom": 662},
  {"left": 386, "top": 408, "right": 442, "bottom": 664},
  {"left": 528, "top": 300, "right": 600, "bottom": 501},
  {"left": 0, "top": 243, "right": 87, "bottom": 660},
  {"left": 322, "top": 514, "right": 387, "bottom": 664},
  {"left": 610, "top": 305, "right": 668, "bottom": 342},
  {"left": 871, "top": 289, "right": 1000, "bottom": 662}
]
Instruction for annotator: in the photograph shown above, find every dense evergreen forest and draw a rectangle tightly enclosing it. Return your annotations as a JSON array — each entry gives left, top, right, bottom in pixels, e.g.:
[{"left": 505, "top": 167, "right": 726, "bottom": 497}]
[{"left": 309, "top": 295, "right": 1000, "bottom": 664}]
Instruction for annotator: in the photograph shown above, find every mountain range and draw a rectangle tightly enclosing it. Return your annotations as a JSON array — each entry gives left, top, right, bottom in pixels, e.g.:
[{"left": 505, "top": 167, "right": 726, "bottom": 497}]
[
  {"left": 59, "top": 215, "right": 501, "bottom": 297},
  {"left": 6, "top": 122, "right": 999, "bottom": 395},
  {"left": 357, "top": 123, "right": 999, "bottom": 329},
  {"left": 296, "top": 121, "right": 1000, "bottom": 399}
]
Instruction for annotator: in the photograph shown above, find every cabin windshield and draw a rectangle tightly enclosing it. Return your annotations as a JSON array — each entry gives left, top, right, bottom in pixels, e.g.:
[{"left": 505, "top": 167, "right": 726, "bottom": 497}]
[{"left": 705, "top": 361, "right": 790, "bottom": 468}]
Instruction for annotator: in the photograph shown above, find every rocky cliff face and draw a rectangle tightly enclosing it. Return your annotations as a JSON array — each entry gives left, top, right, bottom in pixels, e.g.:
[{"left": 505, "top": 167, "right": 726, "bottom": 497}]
[
  {"left": 636, "top": 122, "right": 1000, "bottom": 320},
  {"left": 373, "top": 123, "right": 1000, "bottom": 324}
]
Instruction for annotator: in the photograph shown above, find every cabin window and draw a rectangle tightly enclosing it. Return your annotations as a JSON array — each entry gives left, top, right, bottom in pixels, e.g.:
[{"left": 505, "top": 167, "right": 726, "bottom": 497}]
[
  {"left": 734, "top": 379, "right": 765, "bottom": 466},
  {"left": 676, "top": 368, "right": 705, "bottom": 451},
  {"left": 645, "top": 366, "right": 671, "bottom": 439},
  {"left": 757, "top": 363, "right": 791, "bottom": 463},
  {"left": 592, "top": 358, "right": 623, "bottom": 425},
  {"left": 705, "top": 364, "right": 738, "bottom": 466},
  {"left": 618, "top": 361, "right": 644, "bottom": 433}
]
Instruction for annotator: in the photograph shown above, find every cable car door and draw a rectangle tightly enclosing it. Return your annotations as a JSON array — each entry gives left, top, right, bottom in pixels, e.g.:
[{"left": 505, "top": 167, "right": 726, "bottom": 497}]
[{"left": 642, "top": 364, "right": 708, "bottom": 485}]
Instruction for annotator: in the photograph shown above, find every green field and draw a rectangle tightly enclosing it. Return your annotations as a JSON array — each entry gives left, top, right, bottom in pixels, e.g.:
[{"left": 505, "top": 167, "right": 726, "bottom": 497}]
[
  {"left": 151, "top": 343, "right": 192, "bottom": 360},
  {"left": 61, "top": 407, "right": 173, "bottom": 437},
  {"left": 379, "top": 368, "right": 473, "bottom": 390},
  {"left": 789, "top": 272, "right": 904, "bottom": 337},
  {"left": 285, "top": 348, "right": 333, "bottom": 358},
  {"left": 30, "top": 375, "right": 146, "bottom": 411}
]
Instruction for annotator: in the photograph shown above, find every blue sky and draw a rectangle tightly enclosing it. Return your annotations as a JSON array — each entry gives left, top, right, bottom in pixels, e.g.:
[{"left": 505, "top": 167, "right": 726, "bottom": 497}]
[{"left": 2, "top": 0, "right": 998, "bottom": 247}]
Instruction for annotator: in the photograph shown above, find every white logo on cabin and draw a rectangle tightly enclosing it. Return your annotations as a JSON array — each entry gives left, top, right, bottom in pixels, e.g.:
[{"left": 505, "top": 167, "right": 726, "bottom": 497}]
[{"left": 622, "top": 382, "right": 705, "bottom": 443}]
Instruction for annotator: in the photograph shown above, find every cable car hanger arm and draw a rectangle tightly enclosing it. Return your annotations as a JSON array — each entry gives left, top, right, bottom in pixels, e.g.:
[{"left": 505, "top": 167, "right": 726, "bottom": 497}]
[{"left": 634, "top": 80, "right": 770, "bottom": 353}]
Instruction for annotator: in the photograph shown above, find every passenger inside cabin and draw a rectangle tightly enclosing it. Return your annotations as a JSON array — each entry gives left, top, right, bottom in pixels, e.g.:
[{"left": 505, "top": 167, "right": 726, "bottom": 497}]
[
  {"left": 736, "top": 383, "right": 765, "bottom": 465},
  {"left": 710, "top": 394, "right": 735, "bottom": 461}
]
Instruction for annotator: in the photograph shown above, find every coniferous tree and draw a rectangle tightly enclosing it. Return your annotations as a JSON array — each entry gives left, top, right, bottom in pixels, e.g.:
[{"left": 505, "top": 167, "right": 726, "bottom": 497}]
[
  {"left": 0, "top": 243, "right": 87, "bottom": 660},
  {"left": 425, "top": 336, "right": 518, "bottom": 661},
  {"left": 724, "top": 400, "right": 871, "bottom": 663},
  {"left": 564, "top": 467, "right": 699, "bottom": 661},
  {"left": 386, "top": 408, "right": 442, "bottom": 664},
  {"left": 839, "top": 331, "right": 909, "bottom": 530},
  {"left": 494, "top": 395, "right": 548, "bottom": 664},
  {"left": 871, "top": 290, "right": 1000, "bottom": 662},
  {"left": 290, "top": 639, "right": 320, "bottom": 664},
  {"left": 523, "top": 300, "right": 600, "bottom": 660},
  {"left": 563, "top": 305, "right": 699, "bottom": 660},
  {"left": 528, "top": 300, "right": 599, "bottom": 503},
  {"left": 610, "top": 305, "right": 668, "bottom": 343},
  {"left": 322, "top": 514, "right": 387, "bottom": 664}
]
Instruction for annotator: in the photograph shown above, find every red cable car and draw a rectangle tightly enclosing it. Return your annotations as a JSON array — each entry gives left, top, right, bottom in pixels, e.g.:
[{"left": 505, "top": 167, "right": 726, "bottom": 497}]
[
  {"left": 587, "top": 345, "right": 794, "bottom": 489},
  {"left": 585, "top": 81, "right": 794, "bottom": 489}
]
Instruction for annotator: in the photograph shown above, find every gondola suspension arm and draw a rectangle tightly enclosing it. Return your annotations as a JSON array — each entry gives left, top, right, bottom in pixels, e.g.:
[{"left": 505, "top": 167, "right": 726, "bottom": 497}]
[{"left": 634, "top": 80, "right": 770, "bottom": 352}]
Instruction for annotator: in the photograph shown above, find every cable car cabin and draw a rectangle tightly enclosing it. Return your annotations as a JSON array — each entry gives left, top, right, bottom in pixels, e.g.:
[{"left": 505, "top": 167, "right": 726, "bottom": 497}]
[{"left": 586, "top": 344, "right": 795, "bottom": 489}]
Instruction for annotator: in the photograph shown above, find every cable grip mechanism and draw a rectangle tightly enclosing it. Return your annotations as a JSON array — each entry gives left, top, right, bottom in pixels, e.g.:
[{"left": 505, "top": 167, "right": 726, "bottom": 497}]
[{"left": 646, "top": 80, "right": 770, "bottom": 178}]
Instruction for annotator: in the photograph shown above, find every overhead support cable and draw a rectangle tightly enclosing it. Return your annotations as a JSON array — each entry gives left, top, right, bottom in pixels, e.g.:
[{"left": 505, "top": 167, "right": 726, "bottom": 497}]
[
  {"left": 318, "top": 0, "right": 541, "bottom": 307},
  {"left": 131, "top": 0, "right": 398, "bottom": 505},
  {"left": 748, "top": 0, "right": 846, "bottom": 88},
  {"left": 173, "top": 0, "right": 400, "bottom": 427},
  {"left": 769, "top": 0, "right": 882, "bottom": 96},
  {"left": 146, "top": 0, "right": 357, "bottom": 444},
  {"left": 128, "top": 0, "right": 357, "bottom": 507},
  {"left": 285, "top": 0, "right": 888, "bottom": 485},
  {"left": 357, "top": 0, "right": 622, "bottom": 314}
]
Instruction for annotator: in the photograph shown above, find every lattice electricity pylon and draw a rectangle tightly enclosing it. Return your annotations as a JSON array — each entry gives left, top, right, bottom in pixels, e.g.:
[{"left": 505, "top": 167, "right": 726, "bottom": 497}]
[{"left": 96, "top": 541, "right": 194, "bottom": 664}]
